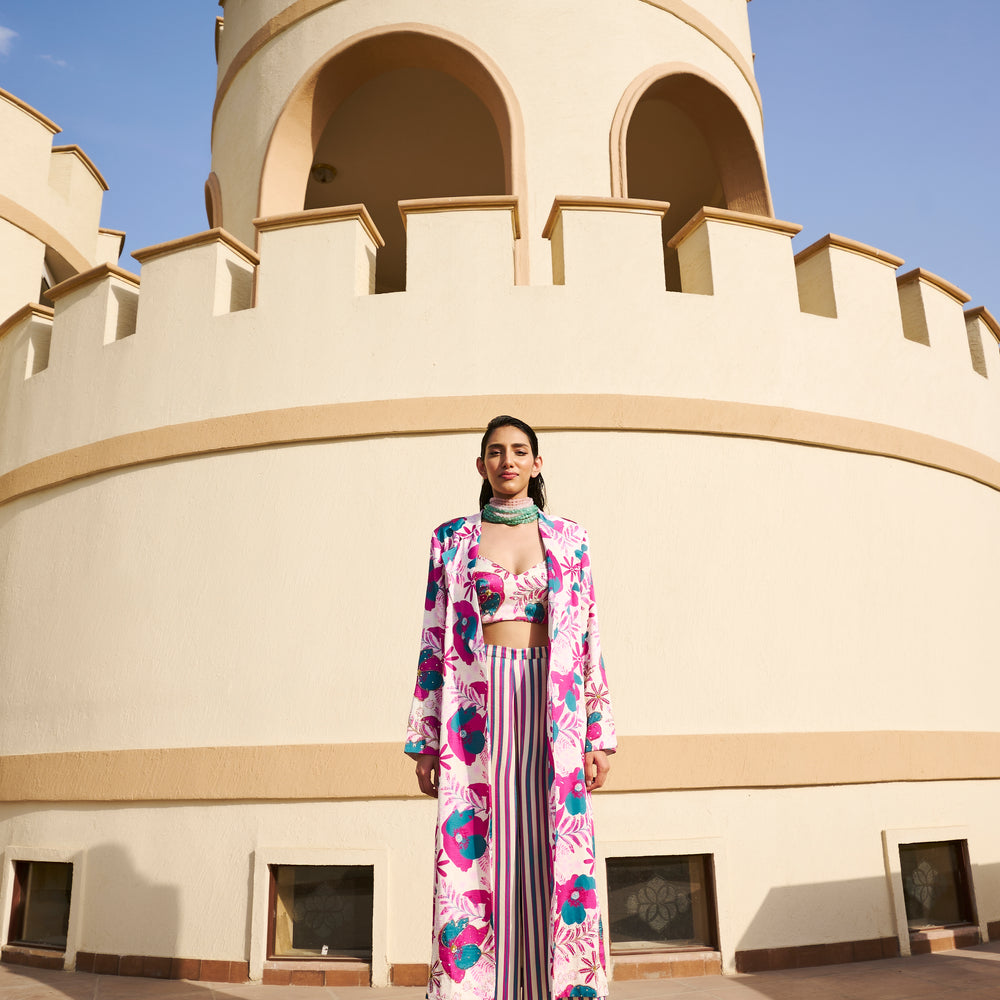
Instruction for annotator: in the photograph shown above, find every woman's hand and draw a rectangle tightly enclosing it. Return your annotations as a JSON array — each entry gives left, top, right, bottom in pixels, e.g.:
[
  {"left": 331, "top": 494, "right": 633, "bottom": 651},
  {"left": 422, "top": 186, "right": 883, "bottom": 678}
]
[
  {"left": 585, "top": 749, "right": 610, "bottom": 791},
  {"left": 415, "top": 754, "right": 440, "bottom": 798}
]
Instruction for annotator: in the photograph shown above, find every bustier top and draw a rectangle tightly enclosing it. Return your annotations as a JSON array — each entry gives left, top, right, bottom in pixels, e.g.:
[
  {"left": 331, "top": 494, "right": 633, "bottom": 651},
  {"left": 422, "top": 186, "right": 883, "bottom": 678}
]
[{"left": 473, "top": 556, "right": 549, "bottom": 625}]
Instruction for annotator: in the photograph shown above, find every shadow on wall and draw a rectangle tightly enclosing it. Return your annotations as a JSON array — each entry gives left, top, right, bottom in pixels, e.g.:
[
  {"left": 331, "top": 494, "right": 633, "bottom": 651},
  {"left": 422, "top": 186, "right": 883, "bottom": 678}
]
[
  {"left": 3, "top": 840, "right": 216, "bottom": 996},
  {"left": 734, "top": 859, "right": 1000, "bottom": 975},
  {"left": 75, "top": 842, "right": 194, "bottom": 977}
]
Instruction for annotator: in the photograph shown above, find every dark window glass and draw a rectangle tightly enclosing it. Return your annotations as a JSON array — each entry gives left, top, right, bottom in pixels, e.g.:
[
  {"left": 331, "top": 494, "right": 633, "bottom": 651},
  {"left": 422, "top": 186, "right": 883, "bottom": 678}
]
[
  {"left": 8, "top": 861, "right": 72, "bottom": 950},
  {"left": 899, "top": 841, "right": 974, "bottom": 929},
  {"left": 606, "top": 855, "right": 716, "bottom": 952},
  {"left": 268, "top": 865, "right": 373, "bottom": 959}
]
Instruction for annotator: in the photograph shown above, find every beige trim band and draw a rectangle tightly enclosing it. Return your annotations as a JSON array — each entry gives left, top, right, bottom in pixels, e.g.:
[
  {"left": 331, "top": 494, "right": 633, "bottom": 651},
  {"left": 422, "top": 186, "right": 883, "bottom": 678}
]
[
  {"left": 967, "top": 305, "right": 1000, "bottom": 343},
  {"left": 399, "top": 196, "right": 521, "bottom": 239},
  {"left": 3, "top": 394, "right": 1000, "bottom": 509},
  {"left": 667, "top": 206, "right": 802, "bottom": 248},
  {"left": 0, "top": 87, "right": 60, "bottom": 134},
  {"left": 0, "top": 193, "right": 91, "bottom": 277},
  {"left": 46, "top": 262, "right": 139, "bottom": 302},
  {"left": 4, "top": 732, "right": 1000, "bottom": 802},
  {"left": 212, "top": 0, "right": 762, "bottom": 133},
  {"left": 253, "top": 205, "right": 384, "bottom": 248},
  {"left": 897, "top": 267, "right": 971, "bottom": 306},
  {"left": 132, "top": 227, "right": 260, "bottom": 268},
  {"left": 0, "top": 302, "right": 53, "bottom": 342},
  {"left": 794, "top": 233, "right": 904, "bottom": 270},
  {"left": 634, "top": 0, "right": 762, "bottom": 111},
  {"left": 51, "top": 144, "right": 109, "bottom": 192},
  {"left": 542, "top": 196, "right": 671, "bottom": 239}
]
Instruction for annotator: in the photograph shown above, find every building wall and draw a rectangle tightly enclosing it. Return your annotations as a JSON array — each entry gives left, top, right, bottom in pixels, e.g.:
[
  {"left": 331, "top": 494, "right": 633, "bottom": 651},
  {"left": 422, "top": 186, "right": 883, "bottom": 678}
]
[
  {"left": 2, "top": 0, "right": 1000, "bottom": 984},
  {"left": 0, "top": 89, "right": 116, "bottom": 321},
  {"left": 2, "top": 430, "right": 1000, "bottom": 758},
  {"left": 3, "top": 780, "right": 999, "bottom": 978}
]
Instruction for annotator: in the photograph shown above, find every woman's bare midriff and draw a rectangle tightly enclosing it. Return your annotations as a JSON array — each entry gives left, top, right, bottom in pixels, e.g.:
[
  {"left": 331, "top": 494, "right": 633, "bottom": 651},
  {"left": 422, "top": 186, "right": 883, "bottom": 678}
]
[{"left": 483, "top": 620, "right": 550, "bottom": 649}]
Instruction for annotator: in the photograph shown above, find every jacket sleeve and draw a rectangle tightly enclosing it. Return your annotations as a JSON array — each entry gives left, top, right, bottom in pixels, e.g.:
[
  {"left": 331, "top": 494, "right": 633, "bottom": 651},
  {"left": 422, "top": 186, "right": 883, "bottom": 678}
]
[
  {"left": 404, "top": 528, "right": 448, "bottom": 757},
  {"left": 581, "top": 532, "right": 617, "bottom": 754}
]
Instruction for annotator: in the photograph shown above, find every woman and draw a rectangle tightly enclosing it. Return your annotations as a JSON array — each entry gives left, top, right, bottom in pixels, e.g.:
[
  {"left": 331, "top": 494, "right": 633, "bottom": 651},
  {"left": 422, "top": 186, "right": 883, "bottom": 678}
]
[{"left": 405, "top": 415, "right": 616, "bottom": 1000}]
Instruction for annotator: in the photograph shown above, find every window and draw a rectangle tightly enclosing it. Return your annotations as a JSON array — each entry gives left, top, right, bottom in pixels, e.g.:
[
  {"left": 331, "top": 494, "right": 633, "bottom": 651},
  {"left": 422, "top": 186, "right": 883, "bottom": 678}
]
[
  {"left": 7, "top": 861, "right": 73, "bottom": 950},
  {"left": 899, "top": 841, "right": 974, "bottom": 930},
  {"left": 267, "top": 865, "right": 373, "bottom": 960},
  {"left": 606, "top": 855, "right": 717, "bottom": 952}
]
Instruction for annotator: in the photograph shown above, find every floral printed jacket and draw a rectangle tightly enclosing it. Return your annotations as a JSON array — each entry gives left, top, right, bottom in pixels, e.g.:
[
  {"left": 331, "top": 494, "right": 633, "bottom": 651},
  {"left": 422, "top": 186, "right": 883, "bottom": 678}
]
[{"left": 405, "top": 512, "right": 617, "bottom": 1000}]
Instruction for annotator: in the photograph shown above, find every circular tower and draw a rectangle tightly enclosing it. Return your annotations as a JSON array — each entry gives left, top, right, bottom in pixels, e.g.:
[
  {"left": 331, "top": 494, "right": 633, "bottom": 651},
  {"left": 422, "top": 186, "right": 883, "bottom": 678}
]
[{"left": 2, "top": 0, "right": 999, "bottom": 987}]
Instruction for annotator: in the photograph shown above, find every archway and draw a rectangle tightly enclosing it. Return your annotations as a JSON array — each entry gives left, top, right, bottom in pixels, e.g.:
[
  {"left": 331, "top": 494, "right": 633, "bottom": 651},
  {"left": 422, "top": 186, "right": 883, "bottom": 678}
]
[
  {"left": 611, "top": 65, "right": 771, "bottom": 289},
  {"left": 259, "top": 26, "right": 524, "bottom": 292}
]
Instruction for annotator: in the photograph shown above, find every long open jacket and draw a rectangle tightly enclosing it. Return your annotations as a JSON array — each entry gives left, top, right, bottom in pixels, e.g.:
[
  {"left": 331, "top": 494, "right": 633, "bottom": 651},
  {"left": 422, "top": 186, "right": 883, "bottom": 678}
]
[{"left": 405, "top": 511, "right": 617, "bottom": 1000}]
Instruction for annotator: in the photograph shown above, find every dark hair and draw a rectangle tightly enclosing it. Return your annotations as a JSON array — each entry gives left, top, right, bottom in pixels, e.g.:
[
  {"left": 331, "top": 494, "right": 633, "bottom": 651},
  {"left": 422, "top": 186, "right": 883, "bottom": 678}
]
[{"left": 478, "top": 415, "right": 547, "bottom": 511}]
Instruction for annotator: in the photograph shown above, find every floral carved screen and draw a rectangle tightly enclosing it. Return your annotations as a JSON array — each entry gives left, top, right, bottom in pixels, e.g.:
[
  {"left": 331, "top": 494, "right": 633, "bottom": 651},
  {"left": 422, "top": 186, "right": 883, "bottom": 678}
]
[
  {"left": 899, "top": 841, "right": 974, "bottom": 930},
  {"left": 269, "top": 864, "right": 374, "bottom": 959},
  {"left": 606, "top": 855, "right": 716, "bottom": 952}
]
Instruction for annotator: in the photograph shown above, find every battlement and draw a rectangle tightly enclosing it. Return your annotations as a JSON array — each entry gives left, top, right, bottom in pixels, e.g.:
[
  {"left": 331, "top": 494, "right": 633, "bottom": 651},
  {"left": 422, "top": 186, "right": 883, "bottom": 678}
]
[
  {"left": 0, "top": 88, "right": 120, "bottom": 324},
  {"left": 0, "top": 199, "right": 998, "bottom": 499}
]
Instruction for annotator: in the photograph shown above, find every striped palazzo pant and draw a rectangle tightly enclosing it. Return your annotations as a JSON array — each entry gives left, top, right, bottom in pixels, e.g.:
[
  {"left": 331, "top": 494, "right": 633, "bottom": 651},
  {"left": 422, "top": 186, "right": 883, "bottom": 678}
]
[{"left": 487, "top": 645, "right": 552, "bottom": 1000}]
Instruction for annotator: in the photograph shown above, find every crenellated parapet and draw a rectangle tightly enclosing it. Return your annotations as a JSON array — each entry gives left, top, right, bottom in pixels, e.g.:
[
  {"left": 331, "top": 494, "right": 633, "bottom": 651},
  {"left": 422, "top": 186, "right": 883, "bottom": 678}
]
[
  {"left": 0, "top": 199, "right": 997, "bottom": 500},
  {"left": 0, "top": 89, "right": 121, "bottom": 325}
]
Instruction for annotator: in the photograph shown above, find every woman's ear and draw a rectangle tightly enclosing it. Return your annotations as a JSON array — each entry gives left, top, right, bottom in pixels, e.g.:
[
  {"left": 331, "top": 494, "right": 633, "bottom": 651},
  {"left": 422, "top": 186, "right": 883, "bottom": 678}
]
[{"left": 476, "top": 456, "right": 487, "bottom": 479}]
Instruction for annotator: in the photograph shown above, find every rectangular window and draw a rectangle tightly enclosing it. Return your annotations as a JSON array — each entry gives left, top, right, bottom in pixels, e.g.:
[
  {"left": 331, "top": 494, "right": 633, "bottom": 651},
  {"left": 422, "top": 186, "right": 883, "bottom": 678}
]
[
  {"left": 899, "top": 840, "right": 974, "bottom": 929},
  {"left": 7, "top": 861, "right": 73, "bottom": 950},
  {"left": 606, "top": 855, "right": 717, "bottom": 952},
  {"left": 267, "top": 864, "right": 373, "bottom": 960}
]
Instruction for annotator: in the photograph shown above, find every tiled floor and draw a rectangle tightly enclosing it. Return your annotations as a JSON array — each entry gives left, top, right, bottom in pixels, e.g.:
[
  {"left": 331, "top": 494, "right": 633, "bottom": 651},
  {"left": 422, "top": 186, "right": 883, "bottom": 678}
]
[{"left": 2, "top": 943, "right": 1000, "bottom": 1000}]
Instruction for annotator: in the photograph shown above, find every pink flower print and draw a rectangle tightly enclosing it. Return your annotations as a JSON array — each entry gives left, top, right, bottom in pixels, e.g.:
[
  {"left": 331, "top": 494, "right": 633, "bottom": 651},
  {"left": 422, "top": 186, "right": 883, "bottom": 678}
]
[
  {"left": 447, "top": 705, "right": 486, "bottom": 764},
  {"left": 438, "top": 917, "right": 487, "bottom": 982},
  {"left": 442, "top": 808, "right": 488, "bottom": 871},
  {"left": 554, "top": 768, "right": 588, "bottom": 817},
  {"left": 425, "top": 557, "right": 443, "bottom": 611},
  {"left": 546, "top": 551, "right": 563, "bottom": 595},
  {"left": 452, "top": 601, "right": 478, "bottom": 664},
  {"left": 435, "top": 517, "right": 466, "bottom": 544},
  {"left": 524, "top": 600, "right": 546, "bottom": 623},
  {"left": 555, "top": 874, "right": 598, "bottom": 926},
  {"left": 585, "top": 711, "right": 603, "bottom": 750},
  {"left": 553, "top": 667, "right": 582, "bottom": 713},
  {"left": 404, "top": 712, "right": 439, "bottom": 754},
  {"left": 474, "top": 571, "right": 505, "bottom": 618},
  {"left": 464, "top": 889, "right": 492, "bottom": 910},
  {"left": 414, "top": 647, "right": 443, "bottom": 702},
  {"left": 557, "top": 988, "right": 598, "bottom": 1000}
]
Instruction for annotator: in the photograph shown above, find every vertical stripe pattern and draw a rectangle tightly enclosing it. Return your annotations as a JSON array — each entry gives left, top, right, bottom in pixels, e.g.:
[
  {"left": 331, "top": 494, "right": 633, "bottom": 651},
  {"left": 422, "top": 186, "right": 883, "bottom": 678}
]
[{"left": 488, "top": 644, "right": 552, "bottom": 1000}]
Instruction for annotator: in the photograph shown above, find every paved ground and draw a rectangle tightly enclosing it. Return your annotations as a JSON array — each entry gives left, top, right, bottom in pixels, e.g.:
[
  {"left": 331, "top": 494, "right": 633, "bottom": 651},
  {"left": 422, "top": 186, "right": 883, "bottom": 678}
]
[{"left": 2, "top": 942, "right": 1000, "bottom": 1000}]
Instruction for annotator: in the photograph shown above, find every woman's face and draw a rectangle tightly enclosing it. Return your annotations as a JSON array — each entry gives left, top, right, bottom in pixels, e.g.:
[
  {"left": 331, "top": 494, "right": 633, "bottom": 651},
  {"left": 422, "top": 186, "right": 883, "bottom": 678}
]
[{"left": 476, "top": 425, "right": 542, "bottom": 500}]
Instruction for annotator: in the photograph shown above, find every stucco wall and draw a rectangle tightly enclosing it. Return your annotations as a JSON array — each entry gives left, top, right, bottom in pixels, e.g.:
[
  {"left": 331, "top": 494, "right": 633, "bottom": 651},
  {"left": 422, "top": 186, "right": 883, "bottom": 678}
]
[
  {"left": 3, "top": 780, "right": 999, "bottom": 976},
  {"left": 1, "top": 431, "right": 999, "bottom": 757}
]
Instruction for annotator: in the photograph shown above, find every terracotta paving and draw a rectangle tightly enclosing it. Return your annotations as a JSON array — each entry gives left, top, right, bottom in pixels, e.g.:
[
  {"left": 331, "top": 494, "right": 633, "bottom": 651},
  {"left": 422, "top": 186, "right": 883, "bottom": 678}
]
[{"left": 2, "top": 942, "right": 1000, "bottom": 1000}]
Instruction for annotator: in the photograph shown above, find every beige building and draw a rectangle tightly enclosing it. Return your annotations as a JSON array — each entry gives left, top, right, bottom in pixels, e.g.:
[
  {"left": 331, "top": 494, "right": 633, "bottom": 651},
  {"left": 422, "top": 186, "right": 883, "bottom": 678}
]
[{"left": 2, "top": 0, "right": 999, "bottom": 988}]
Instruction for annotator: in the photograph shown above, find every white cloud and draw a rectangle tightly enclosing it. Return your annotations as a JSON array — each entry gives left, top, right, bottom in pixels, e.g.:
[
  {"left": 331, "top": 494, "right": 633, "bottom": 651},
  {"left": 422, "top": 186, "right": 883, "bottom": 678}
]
[
  {"left": 0, "top": 26, "right": 17, "bottom": 56},
  {"left": 39, "top": 53, "right": 68, "bottom": 68}
]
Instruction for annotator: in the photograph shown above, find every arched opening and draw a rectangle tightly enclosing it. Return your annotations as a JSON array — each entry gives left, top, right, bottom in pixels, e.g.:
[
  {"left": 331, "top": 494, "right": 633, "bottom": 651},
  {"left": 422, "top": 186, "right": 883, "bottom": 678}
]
[
  {"left": 306, "top": 66, "right": 505, "bottom": 293},
  {"left": 260, "top": 27, "right": 523, "bottom": 292},
  {"left": 613, "top": 67, "right": 771, "bottom": 290},
  {"left": 204, "top": 171, "right": 223, "bottom": 229}
]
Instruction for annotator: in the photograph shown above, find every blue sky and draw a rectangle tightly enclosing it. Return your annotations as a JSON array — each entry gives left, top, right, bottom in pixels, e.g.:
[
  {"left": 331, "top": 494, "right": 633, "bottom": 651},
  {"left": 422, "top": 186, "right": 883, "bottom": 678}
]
[{"left": 0, "top": 1, "right": 996, "bottom": 309}]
